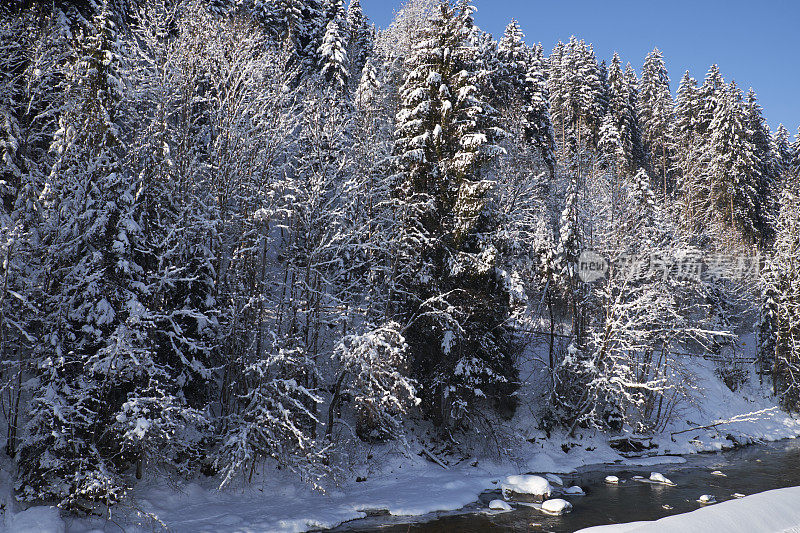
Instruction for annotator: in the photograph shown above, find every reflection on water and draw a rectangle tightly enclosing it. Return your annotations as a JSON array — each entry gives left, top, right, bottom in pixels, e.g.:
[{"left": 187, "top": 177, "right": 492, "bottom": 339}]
[{"left": 333, "top": 439, "right": 800, "bottom": 532}]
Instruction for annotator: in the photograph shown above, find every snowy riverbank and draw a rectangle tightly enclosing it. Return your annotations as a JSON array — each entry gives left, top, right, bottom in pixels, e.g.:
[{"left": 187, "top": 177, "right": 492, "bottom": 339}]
[
  {"left": 577, "top": 486, "right": 800, "bottom": 533},
  {"left": 1, "top": 356, "right": 798, "bottom": 533}
]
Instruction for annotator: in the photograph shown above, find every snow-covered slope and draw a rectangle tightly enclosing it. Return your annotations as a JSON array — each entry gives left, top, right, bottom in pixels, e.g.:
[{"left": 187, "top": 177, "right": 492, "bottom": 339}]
[{"left": 577, "top": 486, "right": 800, "bottom": 533}]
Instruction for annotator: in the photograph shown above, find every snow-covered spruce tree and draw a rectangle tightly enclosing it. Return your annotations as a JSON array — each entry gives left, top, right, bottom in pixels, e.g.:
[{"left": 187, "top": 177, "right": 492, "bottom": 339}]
[
  {"left": 392, "top": 0, "right": 516, "bottom": 427},
  {"left": 354, "top": 57, "right": 380, "bottom": 110},
  {"left": 331, "top": 322, "right": 419, "bottom": 442},
  {"left": 762, "top": 186, "right": 800, "bottom": 410},
  {"left": 745, "top": 88, "right": 778, "bottom": 235},
  {"left": 345, "top": 0, "right": 372, "bottom": 77},
  {"left": 522, "top": 42, "right": 557, "bottom": 180},
  {"left": 557, "top": 172, "right": 585, "bottom": 342},
  {"left": 547, "top": 41, "right": 568, "bottom": 157},
  {"left": 491, "top": 21, "right": 555, "bottom": 181},
  {"left": 0, "top": 6, "right": 54, "bottom": 458},
  {"left": 606, "top": 53, "right": 639, "bottom": 175},
  {"left": 673, "top": 71, "right": 701, "bottom": 206},
  {"left": 638, "top": 48, "right": 673, "bottom": 201},
  {"left": 18, "top": 3, "right": 149, "bottom": 508},
  {"left": 495, "top": 19, "right": 527, "bottom": 103},
  {"left": 551, "top": 37, "right": 605, "bottom": 184},
  {"left": 318, "top": 17, "right": 349, "bottom": 89},
  {"left": 772, "top": 123, "right": 792, "bottom": 178},
  {"left": 708, "top": 81, "right": 765, "bottom": 245},
  {"left": 251, "top": 0, "right": 325, "bottom": 74},
  {"left": 791, "top": 127, "right": 800, "bottom": 182}
]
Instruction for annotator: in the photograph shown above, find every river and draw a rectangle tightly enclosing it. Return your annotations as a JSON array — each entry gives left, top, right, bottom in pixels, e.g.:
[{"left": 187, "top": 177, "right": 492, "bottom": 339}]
[{"left": 330, "top": 438, "right": 800, "bottom": 532}]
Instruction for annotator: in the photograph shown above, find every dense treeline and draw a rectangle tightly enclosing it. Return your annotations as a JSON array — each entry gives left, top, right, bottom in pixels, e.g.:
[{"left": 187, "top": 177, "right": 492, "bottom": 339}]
[{"left": 0, "top": 0, "right": 798, "bottom": 512}]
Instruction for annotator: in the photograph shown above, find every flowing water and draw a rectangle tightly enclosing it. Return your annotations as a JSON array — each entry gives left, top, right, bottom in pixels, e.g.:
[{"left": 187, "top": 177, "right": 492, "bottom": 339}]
[{"left": 332, "top": 438, "right": 800, "bottom": 532}]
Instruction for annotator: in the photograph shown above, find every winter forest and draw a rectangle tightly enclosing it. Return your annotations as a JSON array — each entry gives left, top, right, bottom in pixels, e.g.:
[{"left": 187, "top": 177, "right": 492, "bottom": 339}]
[{"left": 1, "top": 0, "right": 800, "bottom": 522}]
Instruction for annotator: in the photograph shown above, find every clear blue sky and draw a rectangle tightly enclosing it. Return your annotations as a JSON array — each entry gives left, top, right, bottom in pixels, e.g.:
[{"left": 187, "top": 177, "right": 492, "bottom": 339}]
[{"left": 362, "top": 0, "right": 799, "bottom": 134}]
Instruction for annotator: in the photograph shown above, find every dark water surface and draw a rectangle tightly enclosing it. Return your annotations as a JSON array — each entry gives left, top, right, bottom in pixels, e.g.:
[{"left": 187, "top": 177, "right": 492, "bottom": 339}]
[{"left": 331, "top": 438, "right": 800, "bottom": 532}]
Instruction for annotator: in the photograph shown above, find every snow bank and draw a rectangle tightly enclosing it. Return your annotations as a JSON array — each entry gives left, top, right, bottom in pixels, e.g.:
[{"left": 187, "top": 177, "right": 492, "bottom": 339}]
[
  {"left": 5, "top": 506, "right": 65, "bottom": 533},
  {"left": 577, "top": 486, "right": 800, "bottom": 533}
]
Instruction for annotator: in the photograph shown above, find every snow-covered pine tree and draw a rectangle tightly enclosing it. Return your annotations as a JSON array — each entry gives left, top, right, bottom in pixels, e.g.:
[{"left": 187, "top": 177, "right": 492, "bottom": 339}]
[
  {"left": 547, "top": 40, "right": 567, "bottom": 155},
  {"left": 674, "top": 71, "right": 700, "bottom": 150},
  {"left": 790, "top": 127, "right": 800, "bottom": 183},
  {"left": 19, "top": 2, "right": 148, "bottom": 508},
  {"left": 354, "top": 57, "right": 381, "bottom": 110},
  {"left": 523, "top": 42, "right": 557, "bottom": 180},
  {"left": 573, "top": 38, "right": 605, "bottom": 150},
  {"left": 708, "top": 81, "right": 765, "bottom": 244},
  {"left": 495, "top": 19, "right": 527, "bottom": 102},
  {"left": 254, "top": 0, "right": 324, "bottom": 75},
  {"left": 772, "top": 123, "right": 792, "bottom": 177},
  {"left": 606, "top": 53, "right": 638, "bottom": 174},
  {"left": 0, "top": 6, "right": 48, "bottom": 459},
  {"left": 638, "top": 48, "right": 673, "bottom": 201},
  {"left": 697, "top": 64, "right": 725, "bottom": 139},
  {"left": 319, "top": 17, "right": 349, "bottom": 89},
  {"left": 745, "top": 88, "right": 778, "bottom": 235},
  {"left": 392, "top": 0, "right": 516, "bottom": 427},
  {"left": 762, "top": 185, "right": 800, "bottom": 410},
  {"left": 557, "top": 173, "right": 583, "bottom": 341},
  {"left": 345, "top": 0, "right": 372, "bottom": 76}
]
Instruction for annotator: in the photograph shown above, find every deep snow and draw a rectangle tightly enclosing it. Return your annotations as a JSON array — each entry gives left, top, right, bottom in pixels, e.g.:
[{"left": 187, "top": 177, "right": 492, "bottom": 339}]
[
  {"left": 577, "top": 486, "right": 800, "bottom": 533},
  {"left": 2, "top": 350, "right": 800, "bottom": 532}
]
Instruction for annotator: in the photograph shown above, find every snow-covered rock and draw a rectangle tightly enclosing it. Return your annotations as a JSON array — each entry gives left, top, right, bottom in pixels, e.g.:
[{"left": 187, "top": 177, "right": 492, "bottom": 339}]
[
  {"left": 545, "top": 473, "right": 564, "bottom": 486},
  {"left": 489, "top": 499, "right": 513, "bottom": 511},
  {"left": 605, "top": 475, "right": 620, "bottom": 484},
  {"left": 649, "top": 472, "right": 674, "bottom": 485},
  {"left": 541, "top": 498, "right": 573, "bottom": 515},
  {"left": 501, "top": 475, "right": 553, "bottom": 501},
  {"left": 697, "top": 494, "right": 716, "bottom": 504},
  {"left": 563, "top": 485, "right": 586, "bottom": 495}
]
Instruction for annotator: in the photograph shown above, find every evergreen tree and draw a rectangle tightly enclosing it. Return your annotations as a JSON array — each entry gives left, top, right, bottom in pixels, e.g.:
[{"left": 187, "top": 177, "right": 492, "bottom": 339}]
[
  {"left": 772, "top": 123, "right": 792, "bottom": 176},
  {"left": 547, "top": 41, "right": 567, "bottom": 154},
  {"left": 606, "top": 52, "right": 638, "bottom": 173},
  {"left": 345, "top": 0, "right": 372, "bottom": 75},
  {"left": 638, "top": 48, "right": 673, "bottom": 200},
  {"left": 697, "top": 64, "right": 725, "bottom": 139},
  {"left": 791, "top": 127, "right": 800, "bottom": 183},
  {"left": 318, "top": 18, "right": 349, "bottom": 88},
  {"left": 496, "top": 19, "right": 527, "bottom": 101},
  {"left": 674, "top": 71, "right": 700, "bottom": 148},
  {"left": 19, "top": 3, "right": 147, "bottom": 507},
  {"left": 393, "top": 0, "right": 516, "bottom": 426},
  {"left": 708, "top": 81, "right": 764, "bottom": 243},
  {"left": 523, "top": 43, "right": 556, "bottom": 179},
  {"left": 355, "top": 57, "right": 381, "bottom": 110},
  {"left": 762, "top": 185, "right": 800, "bottom": 410}
]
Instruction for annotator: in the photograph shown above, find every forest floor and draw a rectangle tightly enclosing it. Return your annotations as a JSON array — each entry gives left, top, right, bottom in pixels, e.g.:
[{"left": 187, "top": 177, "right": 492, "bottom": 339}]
[{"left": 3, "top": 336, "right": 800, "bottom": 532}]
